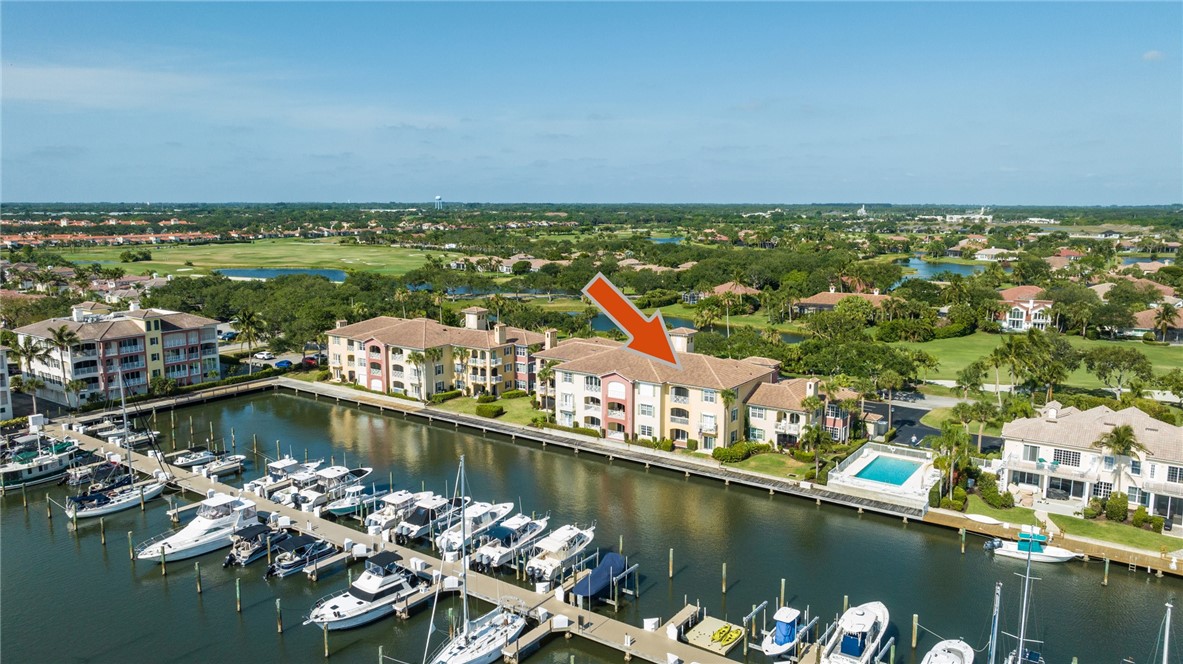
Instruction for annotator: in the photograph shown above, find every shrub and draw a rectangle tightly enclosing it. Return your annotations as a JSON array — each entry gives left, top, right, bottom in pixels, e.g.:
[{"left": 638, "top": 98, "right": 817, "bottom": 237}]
[
  {"left": 791, "top": 449, "right": 815, "bottom": 463},
  {"left": 474, "top": 404, "right": 504, "bottom": 418},
  {"left": 1105, "top": 492, "right": 1129, "bottom": 522},
  {"left": 1132, "top": 506, "right": 1150, "bottom": 528},
  {"left": 933, "top": 322, "right": 972, "bottom": 339},
  {"left": 976, "top": 472, "right": 1007, "bottom": 508},
  {"left": 315, "top": 369, "right": 331, "bottom": 382},
  {"left": 1152, "top": 516, "right": 1166, "bottom": 533},
  {"left": 538, "top": 422, "right": 602, "bottom": 438},
  {"left": 1142, "top": 332, "right": 1157, "bottom": 342},
  {"left": 656, "top": 439, "right": 675, "bottom": 452},
  {"left": 940, "top": 497, "right": 956, "bottom": 510},
  {"left": 883, "top": 428, "right": 897, "bottom": 443},
  {"left": 711, "top": 441, "right": 772, "bottom": 463},
  {"left": 686, "top": 439, "right": 699, "bottom": 452},
  {"left": 0, "top": 416, "right": 29, "bottom": 430},
  {"left": 1085, "top": 328, "right": 1100, "bottom": 340},
  {"left": 817, "top": 461, "right": 835, "bottom": 485},
  {"left": 929, "top": 484, "right": 942, "bottom": 508},
  {"left": 953, "top": 486, "right": 968, "bottom": 506},
  {"left": 501, "top": 389, "right": 529, "bottom": 399},
  {"left": 476, "top": 394, "right": 497, "bottom": 403},
  {"left": 1083, "top": 507, "right": 1099, "bottom": 519},
  {"left": 429, "top": 389, "right": 463, "bottom": 404},
  {"left": 1000, "top": 492, "right": 1014, "bottom": 508}
]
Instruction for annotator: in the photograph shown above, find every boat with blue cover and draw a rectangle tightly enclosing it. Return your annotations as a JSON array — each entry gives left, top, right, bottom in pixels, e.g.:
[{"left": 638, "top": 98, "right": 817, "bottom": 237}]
[
  {"left": 572, "top": 552, "right": 626, "bottom": 601},
  {"left": 760, "top": 606, "right": 805, "bottom": 659},
  {"left": 985, "top": 530, "right": 1079, "bottom": 564}
]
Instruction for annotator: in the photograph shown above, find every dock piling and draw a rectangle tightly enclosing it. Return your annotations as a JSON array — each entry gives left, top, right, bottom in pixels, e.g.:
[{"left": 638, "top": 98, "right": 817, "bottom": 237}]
[
  {"left": 780, "top": 578, "right": 786, "bottom": 608},
  {"left": 139, "top": 486, "right": 146, "bottom": 511},
  {"left": 100, "top": 517, "right": 105, "bottom": 545},
  {"left": 231, "top": 428, "right": 236, "bottom": 449},
  {"left": 323, "top": 622, "right": 329, "bottom": 658},
  {"left": 195, "top": 561, "right": 202, "bottom": 594},
  {"left": 128, "top": 531, "right": 134, "bottom": 561},
  {"left": 267, "top": 534, "right": 273, "bottom": 565},
  {"left": 46, "top": 497, "right": 53, "bottom": 520},
  {"left": 911, "top": 614, "right": 918, "bottom": 648},
  {"left": 669, "top": 548, "right": 673, "bottom": 579},
  {"left": 722, "top": 562, "right": 727, "bottom": 594},
  {"left": 236, "top": 578, "right": 242, "bottom": 612},
  {"left": 843, "top": 594, "right": 848, "bottom": 612},
  {"left": 1103, "top": 557, "right": 1110, "bottom": 586},
  {"left": 959, "top": 527, "right": 966, "bottom": 554},
  {"left": 276, "top": 598, "right": 283, "bottom": 634},
  {"left": 22, "top": 481, "right": 28, "bottom": 508},
  {"left": 891, "top": 643, "right": 896, "bottom": 663},
  {"left": 161, "top": 548, "right": 167, "bottom": 576},
  {"left": 618, "top": 534, "right": 623, "bottom": 554}
]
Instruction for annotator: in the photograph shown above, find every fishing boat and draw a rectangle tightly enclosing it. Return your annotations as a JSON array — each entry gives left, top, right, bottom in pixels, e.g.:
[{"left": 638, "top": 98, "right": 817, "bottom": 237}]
[
  {"left": 523, "top": 523, "right": 595, "bottom": 582},
  {"left": 365, "top": 490, "right": 433, "bottom": 535},
  {"left": 426, "top": 456, "right": 527, "bottom": 664},
  {"left": 819, "top": 601, "right": 889, "bottom": 664},
  {"left": 324, "top": 484, "right": 385, "bottom": 517},
  {"left": 136, "top": 494, "right": 260, "bottom": 562},
  {"left": 0, "top": 437, "right": 81, "bottom": 489},
  {"left": 985, "top": 532, "right": 1080, "bottom": 563},
  {"left": 269, "top": 470, "right": 322, "bottom": 507},
  {"left": 200, "top": 454, "right": 247, "bottom": 476},
  {"left": 243, "top": 456, "right": 323, "bottom": 498},
  {"left": 470, "top": 513, "right": 549, "bottom": 572},
  {"left": 393, "top": 494, "right": 469, "bottom": 544},
  {"left": 172, "top": 447, "right": 216, "bottom": 468},
  {"left": 921, "top": 640, "right": 975, "bottom": 664},
  {"left": 434, "top": 501, "right": 514, "bottom": 553},
  {"left": 223, "top": 524, "right": 290, "bottom": 567},
  {"left": 265, "top": 535, "right": 337, "bottom": 578},
  {"left": 303, "top": 551, "right": 421, "bottom": 630},
  {"left": 760, "top": 607, "right": 806, "bottom": 659}
]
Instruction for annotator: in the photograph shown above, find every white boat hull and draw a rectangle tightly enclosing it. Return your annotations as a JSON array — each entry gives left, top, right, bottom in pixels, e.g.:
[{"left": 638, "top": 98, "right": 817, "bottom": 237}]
[
  {"left": 922, "top": 639, "right": 975, "bottom": 664},
  {"left": 317, "top": 603, "right": 397, "bottom": 631},
  {"left": 992, "top": 543, "right": 1079, "bottom": 563},
  {"left": 138, "top": 534, "right": 236, "bottom": 562},
  {"left": 69, "top": 482, "right": 166, "bottom": 518},
  {"left": 429, "top": 609, "right": 527, "bottom": 664}
]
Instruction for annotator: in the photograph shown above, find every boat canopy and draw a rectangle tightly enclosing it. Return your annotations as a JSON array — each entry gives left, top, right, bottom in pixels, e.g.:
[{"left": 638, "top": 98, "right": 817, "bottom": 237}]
[
  {"left": 572, "top": 552, "right": 625, "bottom": 598},
  {"left": 276, "top": 534, "right": 318, "bottom": 552},
  {"left": 365, "top": 551, "right": 403, "bottom": 575},
  {"left": 317, "top": 466, "right": 351, "bottom": 481},
  {"left": 840, "top": 632, "right": 869, "bottom": 658},
  {"left": 232, "top": 524, "right": 272, "bottom": 540},
  {"left": 269, "top": 458, "right": 300, "bottom": 472},
  {"left": 771, "top": 607, "right": 801, "bottom": 646}
]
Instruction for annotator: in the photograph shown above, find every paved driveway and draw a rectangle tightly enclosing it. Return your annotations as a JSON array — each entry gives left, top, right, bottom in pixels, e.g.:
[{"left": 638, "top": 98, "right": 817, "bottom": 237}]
[{"left": 862, "top": 401, "right": 1002, "bottom": 452}]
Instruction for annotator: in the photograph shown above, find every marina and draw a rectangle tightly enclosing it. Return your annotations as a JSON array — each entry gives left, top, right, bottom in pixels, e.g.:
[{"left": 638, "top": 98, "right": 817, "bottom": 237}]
[{"left": 2, "top": 387, "right": 1180, "bottom": 662}]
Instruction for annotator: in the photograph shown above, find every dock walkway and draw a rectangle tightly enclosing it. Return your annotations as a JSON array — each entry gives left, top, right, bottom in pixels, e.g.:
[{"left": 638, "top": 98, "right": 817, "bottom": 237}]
[{"left": 59, "top": 424, "right": 732, "bottom": 664}]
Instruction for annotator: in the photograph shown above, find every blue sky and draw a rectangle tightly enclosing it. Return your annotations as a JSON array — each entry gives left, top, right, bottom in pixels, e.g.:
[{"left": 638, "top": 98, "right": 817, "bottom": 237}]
[{"left": 2, "top": 2, "right": 1180, "bottom": 204}]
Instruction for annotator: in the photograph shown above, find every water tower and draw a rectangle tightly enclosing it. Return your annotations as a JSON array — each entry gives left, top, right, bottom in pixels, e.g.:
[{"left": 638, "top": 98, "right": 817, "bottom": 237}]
[{"left": 434, "top": 195, "right": 443, "bottom": 211}]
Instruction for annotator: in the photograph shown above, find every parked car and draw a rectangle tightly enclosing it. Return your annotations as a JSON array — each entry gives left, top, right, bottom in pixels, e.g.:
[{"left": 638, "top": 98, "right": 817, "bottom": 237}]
[
  {"left": 253, "top": 351, "right": 275, "bottom": 360},
  {"left": 274, "top": 359, "right": 293, "bottom": 369},
  {"left": 310, "top": 352, "right": 327, "bottom": 361},
  {"left": 219, "top": 331, "right": 239, "bottom": 341},
  {"left": 301, "top": 357, "right": 319, "bottom": 368}
]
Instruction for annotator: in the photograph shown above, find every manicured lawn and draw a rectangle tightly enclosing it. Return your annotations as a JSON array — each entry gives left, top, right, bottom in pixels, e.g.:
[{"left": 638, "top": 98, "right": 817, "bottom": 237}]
[
  {"left": 59, "top": 238, "right": 458, "bottom": 277},
  {"left": 726, "top": 452, "right": 812, "bottom": 478},
  {"left": 921, "top": 407, "right": 1003, "bottom": 438},
  {"left": 965, "top": 495, "right": 1043, "bottom": 526},
  {"left": 432, "top": 395, "right": 541, "bottom": 426},
  {"left": 1048, "top": 513, "right": 1180, "bottom": 553},
  {"left": 894, "top": 332, "right": 1183, "bottom": 390}
]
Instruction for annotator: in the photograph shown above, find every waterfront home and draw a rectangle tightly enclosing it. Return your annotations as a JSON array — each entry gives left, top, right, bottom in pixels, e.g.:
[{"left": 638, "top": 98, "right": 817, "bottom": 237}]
[
  {"left": 534, "top": 328, "right": 776, "bottom": 451},
  {"left": 974, "top": 247, "right": 1014, "bottom": 262},
  {"left": 12, "top": 302, "right": 220, "bottom": 405},
  {"left": 681, "top": 280, "right": 760, "bottom": 305},
  {"left": 996, "top": 286, "right": 1053, "bottom": 332},
  {"left": 1125, "top": 308, "right": 1182, "bottom": 342},
  {"left": 793, "top": 288, "right": 892, "bottom": 316},
  {"left": 999, "top": 402, "right": 1183, "bottom": 527},
  {"left": 326, "top": 308, "right": 549, "bottom": 399},
  {"left": 745, "top": 378, "right": 862, "bottom": 446}
]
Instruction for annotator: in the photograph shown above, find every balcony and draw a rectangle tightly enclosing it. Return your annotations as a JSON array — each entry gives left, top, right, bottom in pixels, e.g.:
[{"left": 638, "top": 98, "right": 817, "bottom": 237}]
[
  {"left": 391, "top": 371, "right": 405, "bottom": 379},
  {"left": 163, "top": 338, "right": 186, "bottom": 349},
  {"left": 1141, "top": 480, "right": 1183, "bottom": 499},
  {"left": 166, "top": 370, "right": 189, "bottom": 379},
  {"left": 606, "top": 408, "right": 627, "bottom": 420},
  {"left": 775, "top": 421, "right": 800, "bottom": 435},
  {"left": 368, "top": 351, "right": 381, "bottom": 359},
  {"left": 74, "top": 366, "right": 99, "bottom": 377},
  {"left": 670, "top": 416, "right": 690, "bottom": 425},
  {"left": 369, "top": 369, "right": 382, "bottom": 376},
  {"left": 73, "top": 349, "right": 99, "bottom": 359},
  {"left": 119, "top": 360, "right": 146, "bottom": 371},
  {"left": 698, "top": 422, "right": 717, "bottom": 434},
  {"left": 1004, "top": 455, "right": 1094, "bottom": 479},
  {"left": 117, "top": 344, "right": 145, "bottom": 355},
  {"left": 671, "top": 395, "right": 690, "bottom": 405}
]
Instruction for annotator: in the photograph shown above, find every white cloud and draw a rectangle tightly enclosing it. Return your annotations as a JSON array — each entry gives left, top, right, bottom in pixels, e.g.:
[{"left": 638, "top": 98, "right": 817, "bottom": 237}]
[
  {"left": 1142, "top": 50, "right": 1164, "bottom": 61},
  {"left": 2, "top": 64, "right": 216, "bottom": 109}
]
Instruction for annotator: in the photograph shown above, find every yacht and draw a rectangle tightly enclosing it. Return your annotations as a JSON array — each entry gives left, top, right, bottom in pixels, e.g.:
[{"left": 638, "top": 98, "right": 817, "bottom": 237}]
[
  {"left": 243, "top": 456, "right": 323, "bottom": 498},
  {"left": 324, "top": 485, "right": 384, "bottom": 518},
  {"left": 365, "top": 490, "right": 434, "bottom": 535},
  {"left": 427, "top": 457, "right": 527, "bottom": 664},
  {"left": 985, "top": 532, "right": 1080, "bottom": 563},
  {"left": 760, "top": 606, "right": 806, "bottom": 659},
  {"left": 523, "top": 523, "right": 595, "bottom": 582},
  {"left": 303, "top": 551, "right": 422, "bottom": 630},
  {"left": 317, "top": 465, "right": 373, "bottom": 500},
  {"left": 0, "top": 437, "right": 81, "bottom": 489},
  {"left": 434, "top": 501, "right": 514, "bottom": 553},
  {"left": 136, "top": 494, "right": 260, "bottom": 562},
  {"left": 265, "top": 535, "right": 337, "bottom": 578},
  {"left": 819, "top": 601, "right": 889, "bottom": 664},
  {"left": 66, "top": 479, "right": 167, "bottom": 519},
  {"left": 173, "top": 448, "right": 216, "bottom": 468},
  {"left": 922, "top": 640, "right": 975, "bottom": 664},
  {"left": 200, "top": 454, "right": 247, "bottom": 477},
  {"left": 470, "top": 513, "right": 549, "bottom": 572},
  {"left": 393, "top": 495, "right": 469, "bottom": 544},
  {"left": 223, "top": 524, "right": 290, "bottom": 567}
]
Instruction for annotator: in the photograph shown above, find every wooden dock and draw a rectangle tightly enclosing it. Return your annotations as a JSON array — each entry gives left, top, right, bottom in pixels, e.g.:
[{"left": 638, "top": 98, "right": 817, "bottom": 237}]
[{"left": 58, "top": 424, "right": 733, "bottom": 664}]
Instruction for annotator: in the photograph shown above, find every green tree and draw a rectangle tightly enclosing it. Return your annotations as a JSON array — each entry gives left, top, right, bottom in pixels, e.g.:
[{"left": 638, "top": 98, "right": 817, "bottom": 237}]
[
  {"left": 235, "top": 308, "right": 266, "bottom": 375},
  {"left": 10, "top": 335, "right": 50, "bottom": 376},
  {"left": 955, "top": 360, "right": 987, "bottom": 400},
  {"left": 969, "top": 399, "right": 999, "bottom": 452},
  {"left": 10, "top": 375, "right": 46, "bottom": 414},
  {"left": 1082, "top": 347, "right": 1153, "bottom": 398},
  {"left": 422, "top": 346, "right": 445, "bottom": 397},
  {"left": 1092, "top": 424, "right": 1148, "bottom": 494},
  {"left": 63, "top": 378, "right": 86, "bottom": 412},
  {"left": 932, "top": 423, "right": 971, "bottom": 500},
  {"left": 950, "top": 401, "right": 975, "bottom": 434},
  {"left": 798, "top": 422, "right": 830, "bottom": 480},
  {"left": 878, "top": 369, "right": 904, "bottom": 431},
  {"left": 1154, "top": 305, "right": 1179, "bottom": 342}
]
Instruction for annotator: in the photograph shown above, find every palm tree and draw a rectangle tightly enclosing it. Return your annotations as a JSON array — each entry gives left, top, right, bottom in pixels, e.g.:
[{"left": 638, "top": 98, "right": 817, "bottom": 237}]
[
  {"left": 950, "top": 401, "right": 975, "bottom": 434},
  {"left": 878, "top": 369, "right": 904, "bottom": 431},
  {"left": 535, "top": 360, "right": 558, "bottom": 409},
  {"left": 986, "top": 351, "right": 1006, "bottom": 407},
  {"left": 693, "top": 305, "right": 720, "bottom": 331},
  {"left": 933, "top": 423, "right": 970, "bottom": 500},
  {"left": 1154, "top": 306, "right": 1179, "bottom": 342},
  {"left": 392, "top": 287, "right": 410, "bottom": 318},
  {"left": 10, "top": 375, "right": 46, "bottom": 415},
  {"left": 423, "top": 346, "right": 445, "bottom": 397},
  {"left": 487, "top": 293, "right": 508, "bottom": 323},
  {"left": 720, "top": 389, "right": 737, "bottom": 437},
  {"left": 995, "top": 335, "right": 1027, "bottom": 395},
  {"left": 761, "top": 326, "right": 781, "bottom": 344},
  {"left": 969, "top": 399, "right": 999, "bottom": 453},
  {"left": 10, "top": 336, "right": 50, "bottom": 376},
  {"left": 1092, "top": 424, "right": 1148, "bottom": 494},
  {"left": 49, "top": 324, "right": 81, "bottom": 375},
  {"left": 64, "top": 379, "right": 86, "bottom": 412},
  {"left": 432, "top": 291, "right": 447, "bottom": 322},
  {"left": 798, "top": 423, "right": 830, "bottom": 480},
  {"left": 406, "top": 351, "right": 427, "bottom": 398},
  {"left": 235, "top": 308, "right": 265, "bottom": 375},
  {"left": 719, "top": 291, "right": 740, "bottom": 338}
]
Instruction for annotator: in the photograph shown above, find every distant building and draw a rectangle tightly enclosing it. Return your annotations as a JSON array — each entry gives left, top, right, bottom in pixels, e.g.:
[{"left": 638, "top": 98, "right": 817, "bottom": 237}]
[
  {"left": 745, "top": 378, "right": 861, "bottom": 446},
  {"left": 0, "top": 346, "right": 11, "bottom": 421},
  {"left": 794, "top": 288, "right": 892, "bottom": 316}
]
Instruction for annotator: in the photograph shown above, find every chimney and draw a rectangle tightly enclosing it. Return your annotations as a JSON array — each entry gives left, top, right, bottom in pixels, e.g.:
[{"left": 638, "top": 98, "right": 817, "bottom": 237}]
[
  {"left": 669, "top": 327, "right": 696, "bottom": 354},
  {"left": 463, "top": 307, "right": 488, "bottom": 331},
  {"left": 128, "top": 301, "right": 140, "bottom": 311},
  {"left": 544, "top": 328, "right": 559, "bottom": 350},
  {"left": 1045, "top": 406, "right": 1057, "bottom": 421},
  {"left": 71, "top": 305, "right": 85, "bottom": 322},
  {"left": 828, "top": 285, "right": 836, "bottom": 293},
  {"left": 806, "top": 379, "right": 818, "bottom": 398},
  {"left": 494, "top": 323, "right": 507, "bottom": 344},
  {"left": 335, "top": 319, "right": 348, "bottom": 329},
  {"left": 873, "top": 288, "right": 880, "bottom": 296}
]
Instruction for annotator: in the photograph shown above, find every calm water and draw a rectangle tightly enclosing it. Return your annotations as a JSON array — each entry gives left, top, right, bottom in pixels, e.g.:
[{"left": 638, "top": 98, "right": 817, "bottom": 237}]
[
  {"left": 3, "top": 392, "right": 1178, "bottom": 664},
  {"left": 896, "top": 258, "right": 985, "bottom": 281},
  {"left": 649, "top": 237, "right": 684, "bottom": 244},
  {"left": 217, "top": 268, "right": 349, "bottom": 282}
]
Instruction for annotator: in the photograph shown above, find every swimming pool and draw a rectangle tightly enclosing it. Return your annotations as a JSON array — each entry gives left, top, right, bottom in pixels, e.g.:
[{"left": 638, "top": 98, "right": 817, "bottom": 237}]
[{"left": 854, "top": 456, "right": 922, "bottom": 486}]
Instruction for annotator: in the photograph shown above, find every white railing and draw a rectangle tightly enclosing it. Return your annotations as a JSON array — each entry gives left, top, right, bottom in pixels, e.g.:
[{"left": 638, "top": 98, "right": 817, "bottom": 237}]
[
  {"left": 164, "top": 338, "right": 186, "bottom": 348},
  {"left": 391, "top": 371, "right": 405, "bottom": 379},
  {"left": 74, "top": 367, "right": 98, "bottom": 377},
  {"left": 671, "top": 395, "right": 690, "bottom": 404},
  {"left": 670, "top": 416, "right": 690, "bottom": 425},
  {"left": 775, "top": 421, "right": 800, "bottom": 434},
  {"left": 698, "top": 423, "right": 717, "bottom": 434},
  {"left": 118, "top": 345, "right": 145, "bottom": 355},
  {"left": 607, "top": 409, "right": 627, "bottom": 420}
]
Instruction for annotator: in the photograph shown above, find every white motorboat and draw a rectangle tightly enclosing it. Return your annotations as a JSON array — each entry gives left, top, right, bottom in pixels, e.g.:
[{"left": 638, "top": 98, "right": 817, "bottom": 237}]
[
  {"left": 265, "top": 535, "right": 337, "bottom": 578},
  {"left": 66, "top": 480, "right": 167, "bottom": 519},
  {"left": 819, "top": 601, "right": 889, "bottom": 664},
  {"left": 136, "top": 494, "right": 260, "bottom": 562},
  {"left": 223, "top": 524, "right": 290, "bottom": 567},
  {"left": 173, "top": 448, "right": 216, "bottom": 468},
  {"left": 324, "top": 485, "right": 384, "bottom": 518},
  {"left": 200, "top": 454, "right": 247, "bottom": 476},
  {"left": 393, "top": 495, "right": 469, "bottom": 543},
  {"left": 523, "top": 523, "right": 595, "bottom": 582},
  {"left": 365, "top": 490, "right": 434, "bottom": 535},
  {"left": 760, "top": 606, "right": 806, "bottom": 658},
  {"left": 316, "top": 465, "right": 373, "bottom": 501},
  {"left": 243, "top": 456, "right": 323, "bottom": 498},
  {"left": 303, "top": 551, "right": 421, "bottom": 630},
  {"left": 985, "top": 533, "right": 1079, "bottom": 563},
  {"left": 922, "top": 640, "right": 975, "bottom": 664},
  {"left": 470, "top": 513, "right": 549, "bottom": 572},
  {"left": 0, "top": 437, "right": 81, "bottom": 489},
  {"left": 434, "top": 501, "right": 514, "bottom": 553},
  {"left": 269, "top": 470, "right": 322, "bottom": 507},
  {"left": 427, "top": 457, "right": 527, "bottom": 664}
]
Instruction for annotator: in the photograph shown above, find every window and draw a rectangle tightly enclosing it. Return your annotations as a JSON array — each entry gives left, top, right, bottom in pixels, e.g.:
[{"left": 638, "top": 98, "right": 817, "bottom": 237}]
[
  {"left": 702, "top": 436, "right": 716, "bottom": 450},
  {"left": 516, "top": 380, "right": 526, "bottom": 390},
  {"left": 1051, "top": 449, "right": 1080, "bottom": 467},
  {"left": 1130, "top": 460, "right": 1142, "bottom": 476},
  {"left": 750, "top": 407, "right": 766, "bottom": 420},
  {"left": 789, "top": 413, "right": 801, "bottom": 424},
  {"left": 562, "top": 372, "right": 573, "bottom": 384},
  {"left": 731, "top": 408, "right": 739, "bottom": 422},
  {"left": 607, "top": 382, "right": 626, "bottom": 399},
  {"left": 730, "top": 430, "right": 738, "bottom": 443},
  {"left": 1168, "top": 466, "right": 1183, "bottom": 484},
  {"left": 1127, "top": 487, "right": 1150, "bottom": 507},
  {"left": 560, "top": 394, "right": 574, "bottom": 407},
  {"left": 639, "top": 383, "right": 658, "bottom": 397},
  {"left": 585, "top": 376, "right": 601, "bottom": 391},
  {"left": 435, "top": 381, "right": 445, "bottom": 392},
  {"left": 516, "top": 345, "right": 527, "bottom": 356},
  {"left": 151, "top": 353, "right": 159, "bottom": 362},
  {"left": 1022, "top": 445, "right": 1039, "bottom": 462},
  {"left": 672, "top": 429, "right": 688, "bottom": 442},
  {"left": 150, "top": 337, "right": 158, "bottom": 346},
  {"left": 1103, "top": 456, "right": 1115, "bottom": 471},
  {"left": 703, "top": 389, "right": 717, "bottom": 403},
  {"left": 1092, "top": 481, "right": 1113, "bottom": 499},
  {"left": 639, "top": 425, "right": 654, "bottom": 438},
  {"left": 638, "top": 404, "right": 654, "bottom": 418},
  {"left": 749, "top": 428, "right": 765, "bottom": 441},
  {"left": 516, "top": 363, "right": 526, "bottom": 373},
  {"left": 1010, "top": 470, "right": 1040, "bottom": 487},
  {"left": 151, "top": 369, "right": 160, "bottom": 378},
  {"left": 332, "top": 354, "right": 340, "bottom": 363}
]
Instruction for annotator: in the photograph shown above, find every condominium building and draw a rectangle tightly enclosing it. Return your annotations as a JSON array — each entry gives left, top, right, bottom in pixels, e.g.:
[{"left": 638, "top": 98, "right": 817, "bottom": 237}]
[
  {"left": 12, "top": 302, "right": 220, "bottom": 406},
  {"left": 326, "top": 307, "right": 549, "bottom": 399},
  {"left": 0, "top": 346, "right": 11, "bottom": 420},
  {"left": 1000, "top": 402, "right": 1183, "bottom": 527},
  {"left": 745, "top": 378, "right": 861, "bottom": 446},
  {"left": 534, "top": 328, "right": 777, "bottom": 452}
]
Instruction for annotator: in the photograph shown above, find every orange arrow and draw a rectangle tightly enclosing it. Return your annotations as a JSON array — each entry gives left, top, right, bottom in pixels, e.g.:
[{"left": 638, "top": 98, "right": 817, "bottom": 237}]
[{"left": 583, "top": 273, "right": 680, "bottom": 368}]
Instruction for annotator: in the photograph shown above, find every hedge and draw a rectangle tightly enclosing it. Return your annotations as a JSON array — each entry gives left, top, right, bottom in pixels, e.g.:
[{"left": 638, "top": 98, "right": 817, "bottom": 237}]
[
  {"left": 0, "top": 416, "right": 29, "bottom": 429},
  {"left": 78, "top": 367, "right": 291, "bottom": 412},
  {"left": 476, "top": 394, "right": 497, "bottom": 404},
  {"left": 976, "top": 472, "right": 1014, "bottom": 509},
  {"left": 712, "top": 442, "right": 772, "bottom": 463},
  {"left": 475, "top": 404, "right": 504, "bottom": 418},
  {"left": 429, "top": 390, "right": 463, "bottom": 404},
  {"left": 539, "top": 422, "right": 602, "bottom": 438},
  {"left": 500, "top": 389, "right": 529, "bottom": 399},
  {"left": 933, "top": 322, "right": 972, "bottom": 339}
]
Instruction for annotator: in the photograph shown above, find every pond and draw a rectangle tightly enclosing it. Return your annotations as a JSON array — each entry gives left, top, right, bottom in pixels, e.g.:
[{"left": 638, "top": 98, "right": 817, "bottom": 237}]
[{"left": 216, "top": 268, "right": 348, "bottom": 282}]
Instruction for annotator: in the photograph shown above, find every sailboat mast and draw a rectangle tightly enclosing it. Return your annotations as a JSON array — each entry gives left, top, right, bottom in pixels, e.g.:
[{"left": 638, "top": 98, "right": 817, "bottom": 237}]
[
  {"left": 1017, "top": 536, "right": 1034, "bottom": 660},
  {"left": 988, "top": 581, "right": 1002, "bottom": 664},
  {"left": 458, "top": 456, "right": 469, "bottom": 633},
  {"left": 1163, "top": 602, "right": 1173, "bottom": 664}
]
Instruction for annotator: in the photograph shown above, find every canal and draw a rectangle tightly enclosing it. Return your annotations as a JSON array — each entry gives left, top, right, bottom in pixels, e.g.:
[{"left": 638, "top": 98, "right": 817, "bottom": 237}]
[{"left": 3, "top": 391, "right": 1178, "bottom": 663}]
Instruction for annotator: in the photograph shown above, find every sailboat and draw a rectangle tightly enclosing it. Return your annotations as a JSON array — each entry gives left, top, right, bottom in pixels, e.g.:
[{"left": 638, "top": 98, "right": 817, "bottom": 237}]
[
  {"left": 65, "top": 373, "right": 168, "bottom": 519},
  {"left": 425, "top": 456, "right": 527, "bottom": 664},
  {"left": 1004, "top": 532, "right": 1047, "bottom": 664}
]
